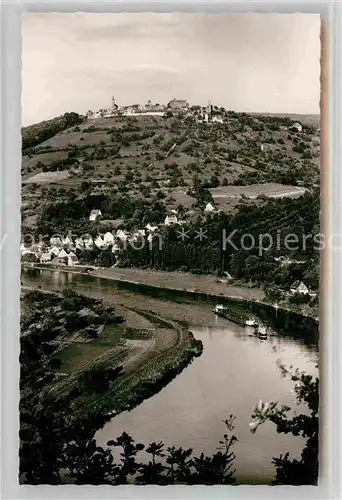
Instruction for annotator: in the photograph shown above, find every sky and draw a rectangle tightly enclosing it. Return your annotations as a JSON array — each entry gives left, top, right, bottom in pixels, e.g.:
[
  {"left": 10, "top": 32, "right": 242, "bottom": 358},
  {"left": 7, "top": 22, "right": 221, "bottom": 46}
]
[{"left": 22, "top": 12, "right": 321, "bottom": 126}]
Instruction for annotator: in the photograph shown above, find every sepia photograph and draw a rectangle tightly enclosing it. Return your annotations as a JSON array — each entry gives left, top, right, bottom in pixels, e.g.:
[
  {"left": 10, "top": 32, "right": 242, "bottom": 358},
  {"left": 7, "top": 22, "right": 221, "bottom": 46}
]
[{"left": 20, "top": 12, "right": 320, "bottom": 486}]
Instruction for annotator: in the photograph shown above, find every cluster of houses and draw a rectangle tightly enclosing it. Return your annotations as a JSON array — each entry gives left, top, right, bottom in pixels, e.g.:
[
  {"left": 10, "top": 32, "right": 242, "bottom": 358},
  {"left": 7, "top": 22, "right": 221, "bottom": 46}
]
[
  {"left": 85, "top": 96, "right": 226, "bottom": 124},
  {"left": 86, "top": 96, "right": 185, "bottom": 120},
  {"left": 89, "top": 202, "right": 218, "bottom": 225},
  {"left": 21, "top": 240, "right": 81, "bottom": 267},
  {"left": 20, "top": 224, "right": 159, "bottom": 266},
  {"left": 21, "top": 202, "right": 221, "bottom": 267}
]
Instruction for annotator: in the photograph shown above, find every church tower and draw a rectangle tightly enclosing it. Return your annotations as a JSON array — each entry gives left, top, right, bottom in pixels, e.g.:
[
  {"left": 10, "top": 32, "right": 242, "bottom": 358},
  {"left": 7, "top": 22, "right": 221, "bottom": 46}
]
[
  {"left": 111, "top": 94, "right": 118, "bottom": 113},
  {"left": 207, "top": 99, "right": 213, "bottom": 116}
]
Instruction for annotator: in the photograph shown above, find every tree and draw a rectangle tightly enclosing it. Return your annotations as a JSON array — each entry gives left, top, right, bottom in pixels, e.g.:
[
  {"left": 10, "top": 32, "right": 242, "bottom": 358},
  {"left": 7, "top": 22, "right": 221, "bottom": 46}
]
[
  {"left": 263, "top": 284, "right": 283, "bottom": 303},
  {"left": 210, "top": 175, "right": 220, "bottom": 188},
  {"left": 136, "top": 441, "right": 167, "bottom": 485},
  {"left": 249, "top": 364, "right": 318, "bottom": 485}
]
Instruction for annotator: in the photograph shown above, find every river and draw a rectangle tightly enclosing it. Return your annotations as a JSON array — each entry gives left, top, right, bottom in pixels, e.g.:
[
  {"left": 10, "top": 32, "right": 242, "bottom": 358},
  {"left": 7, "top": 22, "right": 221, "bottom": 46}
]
[{"left": 22, "top": 268, "right": 319, "bottom": 482}]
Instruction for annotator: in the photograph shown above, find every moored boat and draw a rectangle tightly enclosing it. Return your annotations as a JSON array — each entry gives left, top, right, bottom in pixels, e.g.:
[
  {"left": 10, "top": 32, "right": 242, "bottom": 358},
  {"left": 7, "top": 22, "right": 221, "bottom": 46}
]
[
  {"left": 212, "top": 304, "right": 226, "bottom": 316},
  {"left": 257, "top": 325, "right": 268, "bottom": 339},
  {"left": 213, "top": 304, "right": 261, "bottom": 329},
  {"left": 245, "top": 317, "right": 258, "bottom": 328}
]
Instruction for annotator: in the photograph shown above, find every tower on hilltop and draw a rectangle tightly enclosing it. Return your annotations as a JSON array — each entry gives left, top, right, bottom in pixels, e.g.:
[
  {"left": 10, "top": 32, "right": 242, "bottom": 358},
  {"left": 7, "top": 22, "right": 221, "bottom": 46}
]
[{"left": 112, "top": 94, "right": 118, "bottom": 112}]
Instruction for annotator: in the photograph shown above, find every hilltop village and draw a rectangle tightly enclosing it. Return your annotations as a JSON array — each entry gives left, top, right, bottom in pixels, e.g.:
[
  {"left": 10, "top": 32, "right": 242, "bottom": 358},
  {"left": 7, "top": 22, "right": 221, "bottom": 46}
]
[
  {"left": 86, "top": 96, "right": 226, "bottom": 123},
  {"left": 21, "top": 98, "right": 320, "bottom": 311}
]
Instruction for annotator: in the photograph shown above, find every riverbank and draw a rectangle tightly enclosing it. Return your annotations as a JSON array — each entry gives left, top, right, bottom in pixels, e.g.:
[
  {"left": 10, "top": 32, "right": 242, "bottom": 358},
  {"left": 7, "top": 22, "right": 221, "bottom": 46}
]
[
  {"left": 21, "top": 285, "right": 203, "bottom": 426},
  {"left": 23, "top": 263, "right": 319, "bottom": 322}
]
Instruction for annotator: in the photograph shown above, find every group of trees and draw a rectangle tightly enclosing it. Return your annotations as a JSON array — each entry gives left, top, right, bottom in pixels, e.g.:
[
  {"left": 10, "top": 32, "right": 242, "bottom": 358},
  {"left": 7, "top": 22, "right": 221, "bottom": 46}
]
[
  {"left": 22, "top": 112, "right": 84, "bottom": 151},
  {"left": 112, "top": 191, "right": 319, "bottom": 290},
  {"left": 20, "top": 401, "right": 238, "bottom": 486},
  {"left": 36, "top": 189, "right": 168, "bottom": 234},
  {"left": 250, "top": 364, "right": 318, "bottom": 485}
]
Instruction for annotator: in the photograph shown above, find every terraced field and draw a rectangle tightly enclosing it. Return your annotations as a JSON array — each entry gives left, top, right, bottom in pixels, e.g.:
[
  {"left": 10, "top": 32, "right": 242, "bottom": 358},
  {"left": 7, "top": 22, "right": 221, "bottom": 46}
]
[{"left": 44, "top": 299, "right": 188, "bottom": 414}]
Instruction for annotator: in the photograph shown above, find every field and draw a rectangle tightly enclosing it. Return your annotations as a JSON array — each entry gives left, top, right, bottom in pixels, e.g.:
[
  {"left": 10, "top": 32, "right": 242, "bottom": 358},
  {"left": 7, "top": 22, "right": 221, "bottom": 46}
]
[
  {"left": 88, "top": 267, "right": 265, "bottom": 301},
  {"left": 22, "top": 170, "right": 71, "bottom": 184},
  {"left": 20, "top": 288, "right": 192, "bottom": 418},
  {"left": 210, "top": 183, "right": 306, "bottom": 201}
]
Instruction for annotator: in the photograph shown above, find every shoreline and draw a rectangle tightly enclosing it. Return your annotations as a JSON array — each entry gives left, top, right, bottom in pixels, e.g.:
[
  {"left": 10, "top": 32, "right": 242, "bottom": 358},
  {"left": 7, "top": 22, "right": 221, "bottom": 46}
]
[
  {"left": 22, "top": 263, "right": 319, "bottom": 323},
  {"left": 21, "top": 283, "right": 203, "bottom": 430}
]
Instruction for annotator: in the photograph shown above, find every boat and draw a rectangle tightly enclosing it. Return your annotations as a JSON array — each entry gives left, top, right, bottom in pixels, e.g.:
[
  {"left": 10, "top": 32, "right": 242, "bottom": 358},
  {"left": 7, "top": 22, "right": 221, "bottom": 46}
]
[
  {"left": 213, "top": 304, "right": 260, "bottom": 329},
  {"left": 257, "top": 325, "right": 268, "bottom": 339},
  {"left": 245, "top": 317, "right": 258, "bottom": 328},
  {"left": 212, "top": 304, "right": 225, "bottom": 315}
]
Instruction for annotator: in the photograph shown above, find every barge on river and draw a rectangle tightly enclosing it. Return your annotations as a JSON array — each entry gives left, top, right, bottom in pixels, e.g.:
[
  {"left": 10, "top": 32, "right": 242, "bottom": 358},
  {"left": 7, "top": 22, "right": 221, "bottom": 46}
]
[{"left": 213, "top": 304, "right": 268, "bottom": 338}]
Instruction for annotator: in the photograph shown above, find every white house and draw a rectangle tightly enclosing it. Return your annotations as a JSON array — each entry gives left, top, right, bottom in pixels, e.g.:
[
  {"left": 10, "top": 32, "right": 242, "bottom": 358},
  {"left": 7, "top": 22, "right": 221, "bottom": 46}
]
[
  {"left": 260, "top": 143, "right": 274, "bottom": 153},
  {"left": 95, "top": 235, "right": 106, "bottom": 249},
  {"left": 50, "top": 246, "right": 61, "bottom": 257},
  {"left": 58, "top": 249, "right": 68, "bottom": 259},
  {"left": 40, "top": 252, "right": 52, "bottom": 263},
  {"left": 167, "top": 98, "right": 188, "bottom": 110},
  {"left": 275, "top": 256, "right": 306, "bottom": 266},
  {"left": 116, "top": 229, "right": 128, "bottom": 241},
  {"left": 112, "top": 243, "right": 121, "bottom": 254},
  {"left": 130, "top": 232, "right": 143, "bottom": 243},
  {"left": 290, "top": 281, "right": 309, "bottom": 295},
  {"left": 212, "top": 116, "right": 224, "bottom": 124},
  {"left": 292, "top": 122, "right": 303, "bottom": 133},
  {"left": 89, "top": 209, "right": 102, "bottom": 221},
  {"left": 204, "top": 202, "right": 216, "bottom": 213},
  {"left": 33, "top": 243, "right": 47, "bottom": 253},
  {"left": 84, "top": 236, "right": 94, "bottom": 250},
  {"left": 85, "top": 240, "right": 94, "bottom": 250},
  {"left": 164, "top": 214, "right": 178, "bottom": 226},
  {"left": 62, "top": 235, "right": 73, "bottom": 247},
  {"left": 75, "top": 238, "right": 84, "bottom": 250},
  {"left": 50, "top": 236, "right": 62, "bottom": 246},
  {"left": 67, "top": 252, "right": 79, "bottom": 267},
  {"left": 145, "top": 223, "right": 158, "bottom": 232},
  {"left": 103, "top": 232, "right": 115, "bottom": 246}
]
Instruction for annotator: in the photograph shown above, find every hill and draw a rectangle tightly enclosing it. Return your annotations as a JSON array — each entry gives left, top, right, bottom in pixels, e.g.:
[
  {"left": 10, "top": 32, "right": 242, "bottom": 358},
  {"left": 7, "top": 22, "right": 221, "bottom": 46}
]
[
  {"left": 22, "top": 112, "right": 84, "bottom": 151},
  {"left": 22, "top": 108, "right": 320, "bottom": 224},
  {"left": 21, "top": 107, "right": 320, "bottom": 293},
  {"left": 251, "top": 112, "right": 320, "bottom": 127}
]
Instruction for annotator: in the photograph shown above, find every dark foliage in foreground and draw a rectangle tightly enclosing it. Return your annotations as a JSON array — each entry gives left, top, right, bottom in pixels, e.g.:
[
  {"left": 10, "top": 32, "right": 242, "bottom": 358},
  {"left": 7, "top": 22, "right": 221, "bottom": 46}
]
[
  {"left": 250, "top": 363, "right": 318, "bottom": 485},
  {"left": 20, "top": 404, "right": 237, "bottom": 486}
]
